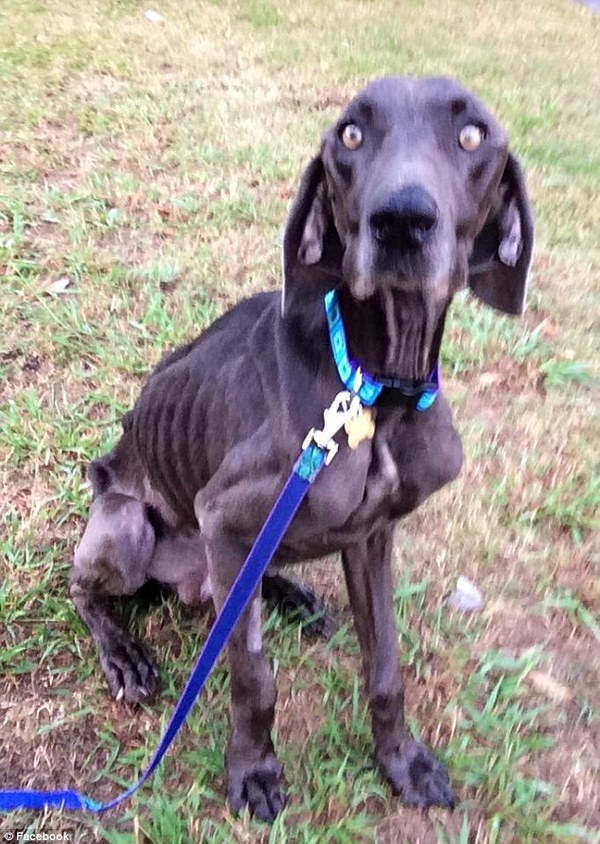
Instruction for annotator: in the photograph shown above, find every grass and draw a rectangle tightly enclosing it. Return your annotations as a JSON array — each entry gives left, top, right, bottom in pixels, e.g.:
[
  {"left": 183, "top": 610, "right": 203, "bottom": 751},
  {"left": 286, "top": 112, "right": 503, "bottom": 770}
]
[{"left": 1, "top": 0, "right": 599, "bottom": 841}]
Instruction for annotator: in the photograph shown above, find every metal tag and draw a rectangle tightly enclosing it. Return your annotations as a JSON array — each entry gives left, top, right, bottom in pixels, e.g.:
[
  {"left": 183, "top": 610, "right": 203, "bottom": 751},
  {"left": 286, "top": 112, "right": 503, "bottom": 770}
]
[{"left": 344, "top": 407, "right": 376, "bottom": 449}]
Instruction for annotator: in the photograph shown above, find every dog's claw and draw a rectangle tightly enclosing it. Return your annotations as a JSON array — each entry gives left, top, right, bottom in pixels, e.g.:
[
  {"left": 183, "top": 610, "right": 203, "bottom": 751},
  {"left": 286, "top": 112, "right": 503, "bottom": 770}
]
[
  {"left": 227, "top": 754, "right": 286, "bottom": 823},
  {"left": 98, "top": 630, "right": 159, "bottom": 704},
  {"left": 380, "top": 739, "right": 454, "bottom": 809},
  {"left": 245, "top": 773, "right": 286, "bottom": 822}
]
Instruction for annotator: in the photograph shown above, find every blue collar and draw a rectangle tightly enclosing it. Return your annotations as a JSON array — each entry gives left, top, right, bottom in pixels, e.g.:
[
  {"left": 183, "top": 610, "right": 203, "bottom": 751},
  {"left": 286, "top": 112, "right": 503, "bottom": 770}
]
[{"left": 324, "top": 290, "right": 439, "bottom": 411}]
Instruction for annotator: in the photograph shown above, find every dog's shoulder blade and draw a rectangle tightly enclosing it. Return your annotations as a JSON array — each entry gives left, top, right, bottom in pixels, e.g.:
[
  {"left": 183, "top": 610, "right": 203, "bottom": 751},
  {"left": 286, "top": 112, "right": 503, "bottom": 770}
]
[{"left": 153, "top": 291, "right": 278, "bottom": 375}]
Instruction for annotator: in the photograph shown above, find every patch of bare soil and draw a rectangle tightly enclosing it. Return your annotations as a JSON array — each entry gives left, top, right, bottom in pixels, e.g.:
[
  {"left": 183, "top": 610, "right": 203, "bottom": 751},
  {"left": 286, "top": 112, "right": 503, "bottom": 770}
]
[
  {"left": 482, "top": 598, "right": 599, "bottom": 829},
  {"left": 378, "top": 810, "right": 466, "bottom": 844},
  {"left": 1, "top": 674, "right": 143, "bottom": 797}
]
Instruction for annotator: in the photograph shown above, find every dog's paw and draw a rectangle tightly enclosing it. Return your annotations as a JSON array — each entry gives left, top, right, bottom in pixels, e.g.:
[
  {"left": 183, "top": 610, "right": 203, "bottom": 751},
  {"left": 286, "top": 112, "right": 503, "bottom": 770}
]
[
  {"left": 227, "top": 754, "right": 286, "bottom": 822},
  {"left": 262, "top": 573, "right": 334, "bottom": 639},
  {"left": 380, "top": 739, "right": 454, "bottom": 809},
  {"left": 98, "top": 632, "right": 159, "bottom": 704},
  {"left": 300, "top": 600, "right": 335, "bottom": 640}
]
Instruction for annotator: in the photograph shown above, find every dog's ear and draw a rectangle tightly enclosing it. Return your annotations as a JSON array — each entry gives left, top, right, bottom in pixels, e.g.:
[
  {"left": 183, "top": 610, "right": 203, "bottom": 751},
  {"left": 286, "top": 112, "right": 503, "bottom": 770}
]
[
  {"left": 468, "top": 153, "right": 534, "bottom": 315},
  {"left": 282, "top": 155, "right": 343, "bottom": 316}
]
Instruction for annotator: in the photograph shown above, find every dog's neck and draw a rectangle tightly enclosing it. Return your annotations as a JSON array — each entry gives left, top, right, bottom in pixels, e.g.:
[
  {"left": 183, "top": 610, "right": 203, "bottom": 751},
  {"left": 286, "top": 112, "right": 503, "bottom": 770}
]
[{"left": 337, "top": 287, "right": 446, "bottom": 383}]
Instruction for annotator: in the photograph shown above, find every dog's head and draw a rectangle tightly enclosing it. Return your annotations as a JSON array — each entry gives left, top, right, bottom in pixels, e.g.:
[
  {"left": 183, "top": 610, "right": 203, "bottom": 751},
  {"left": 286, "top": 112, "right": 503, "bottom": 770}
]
[{"left": 283, "top": 76, "right": 534, "bottom": 376}]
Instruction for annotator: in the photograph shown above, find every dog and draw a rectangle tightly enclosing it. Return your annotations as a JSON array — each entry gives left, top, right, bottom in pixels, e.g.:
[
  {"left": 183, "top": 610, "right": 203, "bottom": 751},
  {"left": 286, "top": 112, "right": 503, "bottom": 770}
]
[{"left": 70, "top": 76, "right": 534, "bottom": 821}]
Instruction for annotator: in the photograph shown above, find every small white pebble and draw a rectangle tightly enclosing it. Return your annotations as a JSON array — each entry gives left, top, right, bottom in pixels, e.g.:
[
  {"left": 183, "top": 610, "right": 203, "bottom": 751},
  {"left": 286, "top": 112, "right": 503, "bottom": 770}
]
[
  {"left": 145, "top": 9, "right": 163, "bottom": 23},
  {"left": 43, "top": 276, "right": 71, "bottom": 294},
  {"left": 444, "top": 575, "right": 485, "bottom": 613}
]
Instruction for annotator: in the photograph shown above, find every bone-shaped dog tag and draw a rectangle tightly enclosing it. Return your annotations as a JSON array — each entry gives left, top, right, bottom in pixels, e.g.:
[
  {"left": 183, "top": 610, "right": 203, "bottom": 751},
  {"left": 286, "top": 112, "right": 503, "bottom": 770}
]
[{"left": 344, "top": 407, "right": 376, "bottom": 449}]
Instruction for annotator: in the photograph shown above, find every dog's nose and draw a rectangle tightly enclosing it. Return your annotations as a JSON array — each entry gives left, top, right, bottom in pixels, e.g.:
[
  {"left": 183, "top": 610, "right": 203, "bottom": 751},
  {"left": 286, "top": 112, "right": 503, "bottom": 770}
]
[{"left": 370, "top": 186, "right": 438, "bottom": 249}]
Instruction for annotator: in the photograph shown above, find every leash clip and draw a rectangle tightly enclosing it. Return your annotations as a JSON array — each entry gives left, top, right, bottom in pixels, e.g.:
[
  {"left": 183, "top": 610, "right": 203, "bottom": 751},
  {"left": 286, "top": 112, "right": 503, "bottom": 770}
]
[{"left": 302, "top": 390, "right": 362, "bottom": 465}]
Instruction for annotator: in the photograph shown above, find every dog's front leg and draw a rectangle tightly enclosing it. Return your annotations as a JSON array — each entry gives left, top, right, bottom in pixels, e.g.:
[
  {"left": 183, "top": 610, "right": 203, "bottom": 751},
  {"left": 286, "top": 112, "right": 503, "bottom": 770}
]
[
  {"left": 196, "top": 496, "right": 285, "bottom": 822},
  {"left": 342, "top": 528, "right": 454, "bottom": 808}
]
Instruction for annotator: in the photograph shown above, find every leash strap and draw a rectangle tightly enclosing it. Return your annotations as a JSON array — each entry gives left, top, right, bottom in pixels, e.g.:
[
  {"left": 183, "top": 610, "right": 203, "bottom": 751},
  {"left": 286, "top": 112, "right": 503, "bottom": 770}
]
[{"left": 0, "top": 445, "right": 326, "bottom": 814}]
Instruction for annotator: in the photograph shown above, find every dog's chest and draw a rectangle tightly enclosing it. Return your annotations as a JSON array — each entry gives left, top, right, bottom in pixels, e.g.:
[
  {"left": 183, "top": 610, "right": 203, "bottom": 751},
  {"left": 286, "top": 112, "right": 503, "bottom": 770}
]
[
  {"left": 306, "top": 436, "right": 394, "bottom": 527},
  {"left": 282, "top": 399, "right": 462, "bottom": 556}
]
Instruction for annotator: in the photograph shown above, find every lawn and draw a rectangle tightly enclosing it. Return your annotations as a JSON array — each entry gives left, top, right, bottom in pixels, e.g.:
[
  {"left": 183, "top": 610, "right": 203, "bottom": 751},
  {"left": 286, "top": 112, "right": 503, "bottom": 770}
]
[{"left": 0, "top": 0, "right": 598, "bottom": 841}]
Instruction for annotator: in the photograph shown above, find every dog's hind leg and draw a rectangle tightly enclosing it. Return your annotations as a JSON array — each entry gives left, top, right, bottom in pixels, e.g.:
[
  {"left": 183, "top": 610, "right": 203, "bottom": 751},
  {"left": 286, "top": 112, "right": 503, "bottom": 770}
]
[{"left": 70, "top": 492, "right": 159, "bottom": 703}]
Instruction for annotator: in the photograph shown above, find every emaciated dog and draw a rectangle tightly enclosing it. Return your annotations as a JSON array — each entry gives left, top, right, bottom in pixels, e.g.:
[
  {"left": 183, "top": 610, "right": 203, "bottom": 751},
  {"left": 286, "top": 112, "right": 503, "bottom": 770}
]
[{"left": 70, "top": 77, "right": 534, "bottom": 821}]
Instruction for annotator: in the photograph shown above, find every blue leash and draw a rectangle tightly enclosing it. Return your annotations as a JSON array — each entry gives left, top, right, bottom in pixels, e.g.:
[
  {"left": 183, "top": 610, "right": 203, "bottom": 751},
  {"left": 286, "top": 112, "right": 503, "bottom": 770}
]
[{"left": 0, "top": 444, "right": 326, "bottom": 814}]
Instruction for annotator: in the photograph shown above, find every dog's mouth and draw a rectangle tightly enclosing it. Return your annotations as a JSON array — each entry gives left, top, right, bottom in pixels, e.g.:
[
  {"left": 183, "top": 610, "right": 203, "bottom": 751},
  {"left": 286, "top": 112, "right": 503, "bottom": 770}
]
[
  {"left": 342, "top": 243, "right": 438, "bottom": 304},
  {"left": 341, "top": 220, "right": 450, "bottom": 308}
]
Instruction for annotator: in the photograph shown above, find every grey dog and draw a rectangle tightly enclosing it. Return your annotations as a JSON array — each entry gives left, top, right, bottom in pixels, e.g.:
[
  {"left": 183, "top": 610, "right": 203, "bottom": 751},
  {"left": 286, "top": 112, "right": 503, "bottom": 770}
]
[{"left": 71, "top": 76, "right": 534, "bottom": 821}]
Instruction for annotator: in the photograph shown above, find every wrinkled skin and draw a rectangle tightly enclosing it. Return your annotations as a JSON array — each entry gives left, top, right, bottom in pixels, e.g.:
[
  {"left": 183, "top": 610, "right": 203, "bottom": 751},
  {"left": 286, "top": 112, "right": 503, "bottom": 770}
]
[{"left": 71, "top": 76, "right": 534, "bottom": 821}]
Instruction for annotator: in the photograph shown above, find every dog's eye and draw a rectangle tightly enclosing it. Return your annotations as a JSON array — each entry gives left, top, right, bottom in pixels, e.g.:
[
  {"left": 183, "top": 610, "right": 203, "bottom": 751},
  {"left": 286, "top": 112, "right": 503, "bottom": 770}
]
[
  {"left": 341, "top": 123, "right": 363, "bottom": 150},
  {"left": 459, "top": 124, "right": 485, "bottom": 151}
]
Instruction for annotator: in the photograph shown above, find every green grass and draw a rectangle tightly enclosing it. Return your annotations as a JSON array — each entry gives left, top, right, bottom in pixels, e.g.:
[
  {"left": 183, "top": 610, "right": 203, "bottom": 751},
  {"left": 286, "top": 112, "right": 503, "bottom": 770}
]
[{"left": 1, "top": 0, "right": 599, "bottom": 841}]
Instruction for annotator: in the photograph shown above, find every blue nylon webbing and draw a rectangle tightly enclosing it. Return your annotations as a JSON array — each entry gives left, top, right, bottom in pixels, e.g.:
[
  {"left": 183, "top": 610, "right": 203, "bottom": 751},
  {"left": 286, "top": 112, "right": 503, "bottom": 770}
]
[{"left": 0, "top": 445, "right": 325, "bottom": 814}]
